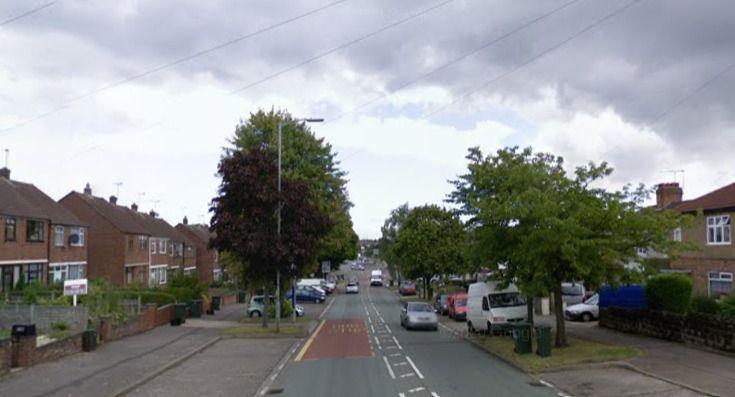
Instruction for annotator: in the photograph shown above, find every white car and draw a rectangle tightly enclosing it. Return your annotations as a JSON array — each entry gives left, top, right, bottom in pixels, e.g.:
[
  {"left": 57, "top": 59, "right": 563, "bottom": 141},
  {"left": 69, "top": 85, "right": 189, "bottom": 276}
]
[
  {"left": 346, "top": 282, "right": 359, "bottom": 294},
  {"left": 564, "top": 294, "right": 599, "bottom": 322}
]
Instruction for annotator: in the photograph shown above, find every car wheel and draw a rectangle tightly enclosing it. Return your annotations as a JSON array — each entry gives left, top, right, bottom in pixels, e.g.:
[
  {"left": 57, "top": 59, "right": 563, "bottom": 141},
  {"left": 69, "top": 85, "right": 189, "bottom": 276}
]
[
  {"left": 487, "top": 322, "right": 493, "bottom": 335},
  {"left": 581, "top": 312, "right": 593, "bottom": 322},
  {"left": 251, "top": 310, "right": 261, "bottom": 318}
]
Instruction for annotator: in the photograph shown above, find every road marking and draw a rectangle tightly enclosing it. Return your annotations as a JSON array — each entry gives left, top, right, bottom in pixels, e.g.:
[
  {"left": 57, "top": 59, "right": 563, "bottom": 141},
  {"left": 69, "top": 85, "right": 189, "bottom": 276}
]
[
  {"left": 539, "top": 380, "right": 553, "bottom": 388},
  {"left": 405, "top": 356, "right": 424, "bottom": 379},
  {"left": 393, "top": 361, "right": 408, "bottom": 366},
  {"left": 294, "top": 320, "right": 325, "bottom": 362},
  {"left": 399, "top": 393, "right": 406, "bottom": 397},
  {"left": 385, "top": 324, "right": 392, "bottom": 333},
  {"left": 383, "top": 356, "right": 396, "bottom": 379},
  {"left": 374, "top": 336, "right": 382, "bottom": 350},
  {"left": 367, "top": 316, "right": 372, "bottom": 324},
  {"left": 408, "top": 387, "right": 425, "bottom": 393},
  {"left": 370, "top": 324, "right": 375, "bottom": 333},
  {"left": 399, "top": 372, "right": 415, "bottom": 378},
  {"left": 389, "top": 352, "right": 402, "bottom": 357},
  {"left": 385, "top": 345, "right": 398, "bottom": 349},
  {"left": 392, "top": 336, "right": 403, "bottom": 350},
  {"left": 431, "top": 392, "right": 441, "bottom": 397}
]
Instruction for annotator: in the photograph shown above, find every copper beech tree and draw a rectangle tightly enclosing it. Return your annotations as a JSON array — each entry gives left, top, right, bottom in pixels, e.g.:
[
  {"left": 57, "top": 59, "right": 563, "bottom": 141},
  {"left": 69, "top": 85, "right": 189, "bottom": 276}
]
[{"left": 209, "top": 148, "right": 332, "bottom": 328}]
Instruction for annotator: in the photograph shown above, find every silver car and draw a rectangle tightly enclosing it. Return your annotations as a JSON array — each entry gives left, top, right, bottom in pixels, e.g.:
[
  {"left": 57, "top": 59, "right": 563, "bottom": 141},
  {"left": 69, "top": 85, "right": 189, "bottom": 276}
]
[{"left": 400, "top": 302, "right": 438, "bottom": 331}]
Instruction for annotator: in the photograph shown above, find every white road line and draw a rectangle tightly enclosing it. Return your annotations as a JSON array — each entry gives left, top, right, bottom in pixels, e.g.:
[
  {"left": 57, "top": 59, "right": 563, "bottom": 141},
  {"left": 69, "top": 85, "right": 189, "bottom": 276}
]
[
  {"left": 400, "top": 372, "right": 415, "bottom": 378},
  {"left": 539, "top": 380, "right": 554, "bottom": 388},
  {"left": 385, "top": 324, "right": 392, "bottom": 333},
  {"left": 389, "top": 353, "right": 402, "bottom": 357},
  {"left": 385, "top": 345, "right": 399, "bottom": 350},
  {"left": 367, "top": 316, "right": 372, "bottom": 324},
  {"left": 392, "top": 336, "right": 403, "bottom": 350},
  {"left": 399, "top": 393, "right": 406, "bottom": 397},
  {"left": 383, "top": 356, "right": 396, "bottom": 379},
  {"left": 374, "top": 336, "right": 382, "bottom": 350},
  {"left": 408, "top": 387, "right": 425, "bottom": 393},
  {"left": 405, "top": 356, "right": 424, "bottom": 379},
  {"left": 393, "top": 362, "right": 408, "bottom": 366},
  {"left": 431, "top": 392, "right": 441, "bottom": 397},
  {"left": 370, "top": 324, "right": 375, "bottom": 333}
]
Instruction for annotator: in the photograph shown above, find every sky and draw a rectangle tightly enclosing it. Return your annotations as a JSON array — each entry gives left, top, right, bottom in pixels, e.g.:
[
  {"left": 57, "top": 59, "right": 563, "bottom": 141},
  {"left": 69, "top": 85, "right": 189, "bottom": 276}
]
[{"left": 1, "top": 0, "right": 734, "bottom": 239}]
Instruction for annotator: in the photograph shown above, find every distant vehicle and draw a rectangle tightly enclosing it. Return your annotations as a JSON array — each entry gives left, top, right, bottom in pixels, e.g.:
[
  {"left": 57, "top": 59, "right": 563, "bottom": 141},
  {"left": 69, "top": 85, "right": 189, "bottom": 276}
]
[
  {"left": 370, "top": 270, "right": 383, "bottom": 286},
  {"left": 294, "top": 304, "right": 305, "bottom": 317},
  {"left": 287, "top": 285, "right": 326, "bottom": 303},
  {"left": 400, "top": 301, "right": 438, "bottom": 331},
  {"left": 399, "top": 282, "right": 416, "bottom": 296},
  {"left": 598, "top": 284, "right": 646, "bottom": 310},
  {"left": 346, "top": 281, "right": 359, "bottom": 294},
  {"left": 434, "top": 294, "right": 450, "bottom": 315},
  {"left": 561, "top": 282, "right": 586, "bottom": 305},
  {"left": 448, "top": 293, "right": 468, "bottom": 321},
  {"left": 466, "top": 281, "right": 527, "bottom": 333},
  {"left": 324, "top": 279, "right": 337, "bottom": 292},
  {"left": 298, "top": 279, "right": 330, "bottom": 295},
  {"left": 565, "top": 294, "right": 599, "bottom": 322},
  {"left": 247, "top": 295, "right": 273, "bottom": 317}
]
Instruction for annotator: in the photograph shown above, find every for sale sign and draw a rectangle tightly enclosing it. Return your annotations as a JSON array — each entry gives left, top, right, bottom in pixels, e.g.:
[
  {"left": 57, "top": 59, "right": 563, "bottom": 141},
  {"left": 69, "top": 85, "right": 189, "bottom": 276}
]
[{"left": 63, "top": 279, "right": 88, "bottom": 296}]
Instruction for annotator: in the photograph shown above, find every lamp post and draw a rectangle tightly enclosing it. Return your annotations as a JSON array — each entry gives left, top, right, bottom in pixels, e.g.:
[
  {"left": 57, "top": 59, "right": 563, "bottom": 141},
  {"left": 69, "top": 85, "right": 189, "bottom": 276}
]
[{"left": 276, "top": 117, "right": 323, "bottom": 331}]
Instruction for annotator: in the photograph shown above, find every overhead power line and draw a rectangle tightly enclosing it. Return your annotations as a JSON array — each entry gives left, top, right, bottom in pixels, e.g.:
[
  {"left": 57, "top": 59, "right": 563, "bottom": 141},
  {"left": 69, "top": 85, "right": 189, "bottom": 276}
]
[
  {"left": 0, "top": 1, "right": 55, "bottom": 27},
  {"left": 229, "top": 0, "right": 455, "bottom": 95},
  {"left": 327, "top": 0, "right": 585, "bottom": 124},
  {"left": 0, "top": 0, "right": 348, "bottom": 134},
  {"left": 422, "top": 0, "right": 645, "bottom": 119}
]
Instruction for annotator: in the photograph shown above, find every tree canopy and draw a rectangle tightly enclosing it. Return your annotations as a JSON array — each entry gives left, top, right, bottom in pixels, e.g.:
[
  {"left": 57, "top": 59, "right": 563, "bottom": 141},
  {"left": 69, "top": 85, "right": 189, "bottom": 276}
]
[{"left": 450, "top": 146, "right": 689, "bottom": 346}]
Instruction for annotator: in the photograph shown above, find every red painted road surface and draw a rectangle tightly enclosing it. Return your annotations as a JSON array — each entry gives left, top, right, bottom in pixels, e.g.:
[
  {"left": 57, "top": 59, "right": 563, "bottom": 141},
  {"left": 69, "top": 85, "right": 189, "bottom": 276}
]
[{"left": 301, "top": 319, "right": 373, "bottom": 360}]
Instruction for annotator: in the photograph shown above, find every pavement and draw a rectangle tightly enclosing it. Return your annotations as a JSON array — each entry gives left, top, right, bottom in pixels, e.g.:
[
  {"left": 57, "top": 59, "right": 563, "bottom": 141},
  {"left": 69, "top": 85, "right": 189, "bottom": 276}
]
[{"left": 0, "top": 302, "right": 297, "bottom": 397}]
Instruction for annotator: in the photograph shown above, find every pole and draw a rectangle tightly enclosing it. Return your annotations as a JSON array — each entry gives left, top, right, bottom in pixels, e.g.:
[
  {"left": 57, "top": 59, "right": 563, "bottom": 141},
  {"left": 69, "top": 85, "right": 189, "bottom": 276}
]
[
  {"left": 291, "top": 263, "right": 296, "bottom": 322},
  {"left": 275, "top": 122, "right": 283, "bottom": 333}
]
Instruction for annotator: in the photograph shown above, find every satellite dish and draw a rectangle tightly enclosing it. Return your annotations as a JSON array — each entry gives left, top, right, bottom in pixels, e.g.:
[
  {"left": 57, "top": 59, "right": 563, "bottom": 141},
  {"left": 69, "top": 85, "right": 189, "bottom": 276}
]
[{"left": 68, "top": 234, "right": 80, "bottom": 245}]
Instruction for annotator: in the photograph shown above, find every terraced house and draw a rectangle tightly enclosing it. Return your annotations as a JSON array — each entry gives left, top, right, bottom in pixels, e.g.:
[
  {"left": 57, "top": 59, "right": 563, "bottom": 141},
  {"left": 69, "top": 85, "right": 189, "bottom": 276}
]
[
  {"left": 131, "top": 210, "right": 195, "bottom": 287},
  {"left": 176, "top": 217, "right": 221, "bottom": 284},
  {"left": 0, "top": 167, "right": 88, "bottom": 292},
  {"left": 657, "top": 182, "right": 735, "bottom": 297}
]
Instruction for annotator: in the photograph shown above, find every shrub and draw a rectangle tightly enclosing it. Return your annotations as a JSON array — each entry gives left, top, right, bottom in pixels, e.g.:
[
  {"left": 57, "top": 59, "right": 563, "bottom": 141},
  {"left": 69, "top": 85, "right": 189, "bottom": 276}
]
[
  {"left": 51, "top": 321, "right": 69, "bottom": 332},
  {"left": 690, "top": 296, "right": 720, "bottom": 314},
  {"left": 167, "top": 287, "right": 195, "bottom": 304},
  {"left": 645, "top": 273, "right": 692, "bottom": 314},
  {"left": 266, "top": 299, "right": 294, "bottom": 319},
  {"left": 122, "top": 290, "right": 176, "bottom": 306},
  {"left": 720, "top": 295, "right": 735, "bottom": 318}
]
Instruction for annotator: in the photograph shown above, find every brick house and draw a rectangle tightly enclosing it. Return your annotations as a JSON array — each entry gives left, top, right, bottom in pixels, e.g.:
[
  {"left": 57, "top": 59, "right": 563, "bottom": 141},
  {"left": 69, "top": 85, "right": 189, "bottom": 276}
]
[
  {"left": 658, "top": 182, "right": 735, "bottom": 297},
  {"left": 0, "top": 167, "right": 87, "bottom": 292},
  {"left": 175, "top": 217, "right": 220, "bottom": 285},
  {"left": 59, "top": 186, "right": 150, "bottom": 286},
  {"left": 131, "top": 210, "right": 195, "bottom": 287}
]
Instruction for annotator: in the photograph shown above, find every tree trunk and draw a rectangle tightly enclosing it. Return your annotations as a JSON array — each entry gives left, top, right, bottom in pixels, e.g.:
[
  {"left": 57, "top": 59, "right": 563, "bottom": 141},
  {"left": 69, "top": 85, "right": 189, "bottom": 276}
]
[
  {"left": 526, "top": 297, "right": 534, "bottom": 326},
  {"left": 262, "top": 284, "right": 269, "bottom": 329},
  {"left": 553, "top": 284, "right": 567, "bottom": 347}
]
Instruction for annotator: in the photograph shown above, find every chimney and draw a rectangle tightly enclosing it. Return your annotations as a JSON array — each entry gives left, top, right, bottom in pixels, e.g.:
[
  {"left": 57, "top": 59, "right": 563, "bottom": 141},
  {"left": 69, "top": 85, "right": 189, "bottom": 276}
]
[
  {"left": 183, "top": 216, "right": 188, "bottom": 225},
  {"left": 656, "top": 182, "right": 683, "bottom": 208},
  {"left": 83, "top": 183, "right": 92, "bottom": 195},
  {"left": 131, "top": 203, "right": 138, "bottom": 212},
  {"left": 109, "top": 195, "right": 117, "bottom": 205},
  {"left": 149, "top": 210, "right": 157, "bottom": 218},
  {"left": 0, "top": 167, "right": 9, "bottom": 179}
]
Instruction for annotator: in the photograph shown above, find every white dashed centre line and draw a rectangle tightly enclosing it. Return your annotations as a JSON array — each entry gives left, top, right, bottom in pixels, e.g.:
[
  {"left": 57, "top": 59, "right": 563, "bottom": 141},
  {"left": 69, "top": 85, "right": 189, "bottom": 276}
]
[
  {"left": 392, "top": 336, "right": 403, "bottom": 350},
  {"left": 405, "top": 356, "right": 424, "bottom": 379},
  {"left": 383, "top": 356, "right": 396, "bottom": 379}
]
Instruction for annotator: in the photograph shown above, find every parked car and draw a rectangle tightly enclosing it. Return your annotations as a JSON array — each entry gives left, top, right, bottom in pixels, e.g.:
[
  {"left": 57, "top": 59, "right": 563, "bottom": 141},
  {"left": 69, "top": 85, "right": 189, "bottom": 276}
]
[
  {"left": 447, "top": 292, "right": 468, "bottom": 321},
  {"left": 434, "top": 294, "right": 450, "bottom": 315},
  {"left": 286, "top": 285, "right": 326, "bottom": 303},
  {"left": 294, "top": 304, "right": 305, "bottom": 317},
  {"left": 247, "top": 295, "right": 273, "bottom": 317},
  {"left": 399, "top": 282, "right": 416, "bottom": 296},
  {"left": 325, "top": 279, "right": 337, "bottom": 292},
  {"left": 299, "top": 278, "right": 331, "bottom": 294},
  {"left": 400, "top": 301, "right": 438, "bottom": 331},
  {"left": 466, "top": 281, "right": 527, "bottom": 333},
  {"left": 561, "top": 282, "right": 586, "bottom": 305},
  {"left": 565, "top": 294, "right": 599, "bottom": 322},
  {"left": 346, "top": 281, "right": 359, "bottom": 294}
]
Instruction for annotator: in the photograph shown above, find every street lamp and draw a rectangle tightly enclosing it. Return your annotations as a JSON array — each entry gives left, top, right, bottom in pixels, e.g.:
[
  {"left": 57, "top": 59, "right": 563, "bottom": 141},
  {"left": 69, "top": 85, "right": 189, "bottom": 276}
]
[{"left": 276, "top": 117, "right": 323, "bottom": 330}]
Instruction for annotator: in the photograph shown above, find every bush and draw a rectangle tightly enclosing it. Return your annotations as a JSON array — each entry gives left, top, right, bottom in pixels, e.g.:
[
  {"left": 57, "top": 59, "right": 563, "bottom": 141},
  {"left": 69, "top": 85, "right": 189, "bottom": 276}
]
[
  {"left": 167, "top": 287, "right": 195, "bottom": 304},
  {"left": 720, "top": 295, "right": 735, "bottom": 318},
  {"left": 266, "top": 299, "right": 294, "bottom": 319},
  {"left": 690, "top": 296, "right": 720, "bottom": 314},
  {"left": 122, "top": 290, "right": 176, "bottom": 306},
  {"left": 645, "top": 273, "right": 692, "bottom": 314},
  {"left": 168, "top": 272, "right": 206, "bottom": 298},
  {"left": 51, "top": 321, "right": 69, "bottom": 332}
]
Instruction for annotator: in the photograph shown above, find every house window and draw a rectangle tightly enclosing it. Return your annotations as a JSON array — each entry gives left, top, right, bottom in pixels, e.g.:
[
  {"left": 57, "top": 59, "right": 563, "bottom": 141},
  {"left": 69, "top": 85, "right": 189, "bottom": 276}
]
[
  {"left": 128, "top": 236, "right": 134, "bottom": 251},
  {"left": 54, "top": 226, "right": 65, "bottom": 247},
  {"left": 26, "top": 220, "right": 44, "bottom": 242},
  {"left": 672, "top": 227, "right": 682, "bottom": 242},
  {"left": 707, "top": 215, "right": 731, "bottom": 245},
  {"left": 150, "top": 267, "right": 167, "bottom": 286},
  {"left": 708, "top": 271, "right": 733, "bottom": 297},
  {"left": 150, "top": 239, "right": 157, "bottom": 254},
  {"left": 70, "top": 227, "right": 84, "bottom": 247},
  {"left": 25, "top": 263, "right": 43, "bottom": 283},
  {"left": 4, "top": 217, "right": 16, "bottom": 242},
  {"left": 160, "top": 239, "right": 167, "bottom": 255},
  {"left": 138, "top": 235, "right": 148, "bottom": 251},
  {"left": 49, "top": 265, "right": 67, "bottom": 283}
]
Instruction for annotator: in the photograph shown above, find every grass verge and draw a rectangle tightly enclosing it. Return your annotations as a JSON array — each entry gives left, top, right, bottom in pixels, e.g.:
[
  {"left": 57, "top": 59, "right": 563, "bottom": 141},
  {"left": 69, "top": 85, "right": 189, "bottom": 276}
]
[
  {"left": 223, "top": 324, "right": 305, "bottom": 338},
  {"left": 471, "top": 334, "right": 640, "bottom": 373}
]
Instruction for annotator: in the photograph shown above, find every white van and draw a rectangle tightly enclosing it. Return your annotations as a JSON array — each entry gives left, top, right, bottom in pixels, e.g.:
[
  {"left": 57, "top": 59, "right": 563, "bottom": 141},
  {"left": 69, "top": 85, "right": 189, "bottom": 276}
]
[
  {"left": 370, "top": 270, "right": 383, "bottom": 286},
  {"left": 466, "top": 281, "right": 527, "bottom": 333},
  {"left": 297, "top": 279, "right": 327, "bottom": 295}
]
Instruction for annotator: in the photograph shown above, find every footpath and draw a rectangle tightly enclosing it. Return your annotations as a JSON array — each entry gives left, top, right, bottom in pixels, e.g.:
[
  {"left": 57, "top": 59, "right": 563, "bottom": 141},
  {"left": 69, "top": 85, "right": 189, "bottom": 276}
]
[{"left": 0, "top": 303, "right": 296, "bottom": 397}]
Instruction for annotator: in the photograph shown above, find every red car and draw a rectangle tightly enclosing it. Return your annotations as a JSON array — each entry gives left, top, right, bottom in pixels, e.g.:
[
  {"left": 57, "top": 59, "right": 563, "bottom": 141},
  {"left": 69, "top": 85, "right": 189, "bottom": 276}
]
[
  {"left": 399, "top": 282, "right": 416, "bottom": 296},
  {"left": 447, "top": 293, "right": 468, "bottom": 321}
]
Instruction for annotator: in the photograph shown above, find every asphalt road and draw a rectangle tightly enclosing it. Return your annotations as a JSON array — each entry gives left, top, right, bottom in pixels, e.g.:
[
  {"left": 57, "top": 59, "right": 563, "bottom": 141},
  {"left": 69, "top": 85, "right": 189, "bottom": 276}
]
[{"left": 268, "top": 267, "right": 558, "bottom": 397}]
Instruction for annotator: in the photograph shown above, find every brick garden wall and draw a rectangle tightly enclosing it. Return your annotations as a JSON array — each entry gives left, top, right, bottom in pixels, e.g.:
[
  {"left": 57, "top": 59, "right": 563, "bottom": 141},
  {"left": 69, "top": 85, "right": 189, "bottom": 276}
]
[
  {"left": 0, "top": 338, "right": 11, "bottom": 376},
  {"left": 34, "top": 333, "right": 83, "bottom": 364},
  {"left": 600, "top": 307, "right": 735, "bottom": 353},
  {"left": 0, "top": 305, "right": 89, "bottom": 333}
]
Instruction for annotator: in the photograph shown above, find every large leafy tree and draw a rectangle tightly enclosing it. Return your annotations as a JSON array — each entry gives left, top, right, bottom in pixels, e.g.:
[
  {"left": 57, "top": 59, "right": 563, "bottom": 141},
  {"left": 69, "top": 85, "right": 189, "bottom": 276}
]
[
  {"left": 450, "top": 147, "right": 689, "bottom": 347},
  {"left": 209, "top": 148, "right": 331, "bottom": 328},
  {"left": 391, "top": 205, "right": 467, "bottom": 299},
  {"left": 231, "top": 109, "right": 358, "bottom": 269},
  {"left": 377, "top": 203, "right": 410, "bottom": 282}
]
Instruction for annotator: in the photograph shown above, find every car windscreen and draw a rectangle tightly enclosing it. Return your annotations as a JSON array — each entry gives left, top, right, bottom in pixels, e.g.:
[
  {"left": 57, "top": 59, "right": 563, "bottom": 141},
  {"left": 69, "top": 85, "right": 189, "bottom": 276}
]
[
  {"left": 562, "top": 284, "right": 584, "bottom": 296},
  {"left": 488, "top": 293, "right": 525, "bottom": 308},
  {"left": 455, "top": 299, "right": 467, "bottom": 306},
  {"left": 407, "top": 303, "right": 433, "bottom": 312}
]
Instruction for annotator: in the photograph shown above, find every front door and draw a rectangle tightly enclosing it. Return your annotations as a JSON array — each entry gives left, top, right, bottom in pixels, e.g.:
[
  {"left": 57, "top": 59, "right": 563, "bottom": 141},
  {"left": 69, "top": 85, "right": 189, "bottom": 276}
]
[{"left": 1, "top": 265, "right": 16, "bottom": 292}]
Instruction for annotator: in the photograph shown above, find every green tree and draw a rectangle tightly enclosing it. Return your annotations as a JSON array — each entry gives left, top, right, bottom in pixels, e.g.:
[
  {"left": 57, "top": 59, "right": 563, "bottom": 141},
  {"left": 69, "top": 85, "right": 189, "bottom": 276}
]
[
  {"left": 391, "top": 205, "right": 466, "bottom": 299},
  {"left": 450, "top": 146, "right": 689, "bottom": 347},
  {"left": 231, "top": 109, "right": 357, "bottom": 268},
  {"left": 377, "top": 203, "right": 410, "bottom": 282}
]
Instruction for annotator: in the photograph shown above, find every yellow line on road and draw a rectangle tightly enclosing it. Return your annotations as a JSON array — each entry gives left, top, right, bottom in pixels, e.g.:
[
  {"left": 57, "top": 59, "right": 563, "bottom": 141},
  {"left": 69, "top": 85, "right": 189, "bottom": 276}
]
[{"left": 294, "top": 319, "right": 325, "bottom": 362}]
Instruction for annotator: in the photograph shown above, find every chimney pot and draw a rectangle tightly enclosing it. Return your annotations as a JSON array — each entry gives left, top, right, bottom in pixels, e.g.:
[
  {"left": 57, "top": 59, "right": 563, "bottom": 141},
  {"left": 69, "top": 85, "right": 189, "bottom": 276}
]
[
  {"left": 0, "top": 167, "right": 10, "bottom": 179},
  {"left": 131, "top": 203, "right": 138, "bottom": 212},
  {"left": 83, "top": 183, "right": 92, "bottom": 195},
  {"left": 149, "top": 210, "right": 157, "bottom": 217},
  {"left": 109, "top": 195, "right": 117, "bottom": 205},
  {"left": 656, "top": 182, "right": 683, "bottom": 208},
  {"left": 183, "top": 216, "right": 188, "bottom": 225}
]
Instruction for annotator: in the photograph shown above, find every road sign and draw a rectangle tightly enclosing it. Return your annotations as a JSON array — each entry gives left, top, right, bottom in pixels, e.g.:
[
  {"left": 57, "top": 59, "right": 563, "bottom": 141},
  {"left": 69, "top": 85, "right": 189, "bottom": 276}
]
[{"left": 321, "top": 261, "right": 331, "bottom": 274}]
